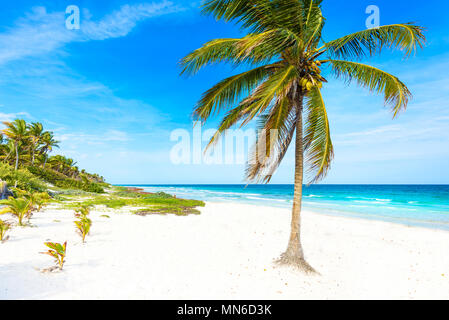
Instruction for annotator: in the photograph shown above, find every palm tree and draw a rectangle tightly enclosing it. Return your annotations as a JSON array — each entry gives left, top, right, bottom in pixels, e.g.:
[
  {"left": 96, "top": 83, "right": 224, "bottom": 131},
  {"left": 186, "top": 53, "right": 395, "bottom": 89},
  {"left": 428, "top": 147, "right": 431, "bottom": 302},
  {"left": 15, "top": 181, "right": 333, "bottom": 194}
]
[
  {"left": 39, "top": 131, "right": 59, "bottom": 168},
  {"left": 48, "top": 155, "right": 65, "bottom": 172},
  {"left": 0, "top": 197, "right": 32, "bottom": 226},
  {"left": 2, "top": 120, "right": 29, "bottom": 170},
  {"left": 28, "top": 122, "right": 44, "bottom": 165},
  {"left": 181, "top": 0, "right": 425, "bottom": 272},
  {"left": 0, "top": 140, "right": 16, "bottom": 164},
  {"left": 48, "top": 155, "right": 73, "bottom": 174}
]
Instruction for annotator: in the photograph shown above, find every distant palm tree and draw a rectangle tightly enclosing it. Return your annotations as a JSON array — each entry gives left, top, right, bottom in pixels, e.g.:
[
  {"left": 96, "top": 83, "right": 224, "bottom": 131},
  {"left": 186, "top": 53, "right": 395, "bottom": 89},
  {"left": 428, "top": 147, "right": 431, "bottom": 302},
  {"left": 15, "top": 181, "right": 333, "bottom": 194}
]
[
  {"left": 2, "top": 120, "right": 29, "bottom": 170},
  {"left": 39, "top": 131, "right": 59, "bottom": 168},
  {"left": 48, "top": 155, "right": 78, "bottom": 176},
  {"left": 28, "top": 122, "right": 44, "bottom": 165},
  {"left": 181, "top": 0, "right": 425, "bottom": 272},
  {"left": 0, "top": 140, "right": 16, "bottom": 164},
  {"left": 48, "top": 155, "right": 66, "bottom": 173}
]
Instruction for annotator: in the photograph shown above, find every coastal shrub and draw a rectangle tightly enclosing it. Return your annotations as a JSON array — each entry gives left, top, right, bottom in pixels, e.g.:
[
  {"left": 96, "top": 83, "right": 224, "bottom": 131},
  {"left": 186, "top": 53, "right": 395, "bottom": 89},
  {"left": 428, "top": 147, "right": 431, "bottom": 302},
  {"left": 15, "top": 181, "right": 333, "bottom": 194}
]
[
  {"left": 53, "top": 189, "right": 91, "bottom": 197},
  {"left": 112, "top": 187, "right": 173, "bottom": 199},
  {"left": 0, "top": 197, "right": 33, "bottom": 226},
  {"left": 40, "top": 241, "right": 67, "bottom": 270},
  {"left": 74, "top": 216, "right": 91, "bottom": 243},
  {"left": 0, "top": 163, "right": 46, "bottom": 192},
  {"left": 113, "top": 190, "right": 145, "bottom": 198},
  {"left": 27, "top": 166, "right": 104, "bottom": 194},
  {"left": 0, "top": 220, "right": 11, "bottom": 242},
  {"left": 65, "top": 195, "right": 205, "bottom": 211},
  {"left": 134, "top": 205, "right": 201, "bottom": 216},
  {"left": 12, "top": 189, "right": 51, "bottom": 212},
  {"left": 62, "top": 193, "right": 205, "bottom": 220}
]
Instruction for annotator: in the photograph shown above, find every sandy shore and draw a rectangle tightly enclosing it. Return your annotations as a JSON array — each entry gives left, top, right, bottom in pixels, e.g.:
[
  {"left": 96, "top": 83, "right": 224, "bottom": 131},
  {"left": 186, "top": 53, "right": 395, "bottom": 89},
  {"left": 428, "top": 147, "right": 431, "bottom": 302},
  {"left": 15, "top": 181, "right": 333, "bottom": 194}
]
[{"left": 1, "top": 201, "right": 449, "bottom": 299}]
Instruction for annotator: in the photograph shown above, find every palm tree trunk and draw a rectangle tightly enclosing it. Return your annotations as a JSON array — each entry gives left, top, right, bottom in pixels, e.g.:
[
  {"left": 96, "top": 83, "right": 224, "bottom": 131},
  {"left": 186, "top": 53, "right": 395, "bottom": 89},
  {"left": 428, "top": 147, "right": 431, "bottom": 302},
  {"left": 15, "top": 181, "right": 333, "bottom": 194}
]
[
  {"left": 31, "top": 143, "right": 35, "bottom": 165},
  {"left": 277, "top": 94, "right": 316, "bottom": 273},
  {"left": 43, "top": 154, "right": 48, "bottom": 168},
  {"left": 14, "top": 143, "right": 19, "bottom": 171}
]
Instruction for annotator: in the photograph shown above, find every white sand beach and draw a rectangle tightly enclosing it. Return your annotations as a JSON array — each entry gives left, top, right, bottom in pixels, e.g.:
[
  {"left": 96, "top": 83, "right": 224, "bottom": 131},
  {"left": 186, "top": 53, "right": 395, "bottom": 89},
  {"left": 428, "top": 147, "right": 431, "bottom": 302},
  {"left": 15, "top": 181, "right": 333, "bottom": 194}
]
[{"left": 1, "top": 201, "right": 449, "bottom": 300}]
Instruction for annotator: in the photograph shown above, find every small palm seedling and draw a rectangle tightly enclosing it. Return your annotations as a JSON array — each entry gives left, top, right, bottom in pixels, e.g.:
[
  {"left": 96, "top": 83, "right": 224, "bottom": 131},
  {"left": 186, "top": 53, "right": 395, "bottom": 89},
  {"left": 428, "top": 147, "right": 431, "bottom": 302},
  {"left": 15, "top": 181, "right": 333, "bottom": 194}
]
[
  {"left": 0, "top": 197, "right": 32, "bottom": 226},
  {"left": 14, "top": 190, "right": 51, "bottom": 213},
  {"left": 30, "top": 192, "right": 51, "bottom": 211},
  {"left": 74, "top": 204, "right": 90, "bottom": 219},
  {"left": 74, "top": 216, "right": 92, "bottom": 243},
  {"left": 40, "top": 241, "right": 67, "bottom": 270},
  {"left": 0, "top": 220, "right": 11, "bottom": 242}
]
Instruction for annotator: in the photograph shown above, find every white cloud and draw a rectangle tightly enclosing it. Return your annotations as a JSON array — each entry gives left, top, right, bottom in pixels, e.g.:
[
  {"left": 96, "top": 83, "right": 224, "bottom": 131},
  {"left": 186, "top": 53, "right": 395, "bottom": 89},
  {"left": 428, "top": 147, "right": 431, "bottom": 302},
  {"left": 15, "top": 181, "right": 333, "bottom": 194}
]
[
  {"left": 0, "top": 112, "right": 32, "bottom": 123},
  {"left": 0, "top": 2, "right": 179, "bottom": 65},
  {"left": 82, "top": 2, "right": 179, "bottom": 40},
  {"left": 56, "top": 129, "right": 131, "bottom": 145}
]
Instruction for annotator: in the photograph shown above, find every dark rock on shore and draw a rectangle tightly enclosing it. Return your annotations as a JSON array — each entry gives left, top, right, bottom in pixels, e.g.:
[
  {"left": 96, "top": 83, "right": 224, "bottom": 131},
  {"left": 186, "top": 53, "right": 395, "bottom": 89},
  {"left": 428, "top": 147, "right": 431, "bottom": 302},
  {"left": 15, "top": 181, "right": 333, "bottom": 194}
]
[{"left": 0, "top": 180, "right": 14, "bottom": 200}]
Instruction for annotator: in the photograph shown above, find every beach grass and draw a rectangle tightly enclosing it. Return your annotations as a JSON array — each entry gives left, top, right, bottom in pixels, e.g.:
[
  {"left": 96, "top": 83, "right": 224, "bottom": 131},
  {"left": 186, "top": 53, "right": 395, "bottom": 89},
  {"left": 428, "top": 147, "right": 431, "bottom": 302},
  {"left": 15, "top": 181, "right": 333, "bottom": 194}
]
[{"left": 57, "top": 186, "right": 205, "bottom": 216}]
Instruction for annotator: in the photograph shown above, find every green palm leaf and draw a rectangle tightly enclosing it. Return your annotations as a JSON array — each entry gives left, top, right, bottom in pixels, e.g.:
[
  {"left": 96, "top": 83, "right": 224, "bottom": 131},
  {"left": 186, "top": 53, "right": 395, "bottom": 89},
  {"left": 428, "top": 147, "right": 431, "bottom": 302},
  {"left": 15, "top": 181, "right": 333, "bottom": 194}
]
[
  {"left": 304, "top": 87, "right": 334, "bottom": 184},
  {"left": 194, "top": 62, "right": 281, "bottom": 121},
  {"left": 201, "top": 0, "right": 275, "bottom": 32},
  {"left": 181, "top": 30, "right": 299, "bottom": 76},
  {"left": 246, "top": 95, "right": 297, "bottom": 182},
  {"left": 204, "top": 65, "right": 297, "bottom": 153},
  {"left": 240, "top": 65, "right": 297, "bottom": 125},
  {"left": 327, "top": 59, "right": 411, "bottom": 117},
  {"left": 324, "top": 23, "right": 425, "bottom": 59}
]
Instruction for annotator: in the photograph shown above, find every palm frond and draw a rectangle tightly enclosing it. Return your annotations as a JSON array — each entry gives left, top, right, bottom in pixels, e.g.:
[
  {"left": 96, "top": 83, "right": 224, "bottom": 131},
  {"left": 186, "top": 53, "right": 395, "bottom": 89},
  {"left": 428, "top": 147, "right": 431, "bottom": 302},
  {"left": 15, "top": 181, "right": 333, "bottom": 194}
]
[
  {"left": 205, "top": 65, "right": 296, "bottom": 153},
  {"left": 204, "top": 93, "right": 263, "bottom": 149},
  {"left": 301, "top": 0, "right": 325, "bottom": 49},
  {"left": 327, "top": 59, "right": 411, "bottom": 117},
  {"left": 181, "top": 28, "right": 303, "bottom": 76},
  {"left": 240, "top": 65, "right": 297, "bottom": 125},
  {"left": 303, "top": 87, "right": 334, "bottom": 184},
  {"left": 207, "top": 66, "right": 296, "bottom": 148},
  {"left": 201, "top": 0, "right": 284, "bottom": 32},
  {"left": 180, "top": 38, "right": 243, "bottom": 75},
  {"left": 324, "top": 23, "right": 425, "bottom": 59},
  {"left": 194, "top": 62, "right": 281, "bottom": 122},
  {"left": 237, "top": 29, "right": 301, "bottom": 60},
  {"left": 246, "top": 95, "right": 297, "bottom": 183}
]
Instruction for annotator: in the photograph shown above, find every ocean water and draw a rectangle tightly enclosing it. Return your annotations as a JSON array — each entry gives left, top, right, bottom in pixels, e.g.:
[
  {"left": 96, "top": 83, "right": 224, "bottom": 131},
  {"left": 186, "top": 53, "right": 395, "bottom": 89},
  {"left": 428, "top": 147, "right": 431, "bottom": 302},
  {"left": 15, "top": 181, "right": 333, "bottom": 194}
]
[{"left": 125, "top": 184, "right": 449, "bottom": 231}]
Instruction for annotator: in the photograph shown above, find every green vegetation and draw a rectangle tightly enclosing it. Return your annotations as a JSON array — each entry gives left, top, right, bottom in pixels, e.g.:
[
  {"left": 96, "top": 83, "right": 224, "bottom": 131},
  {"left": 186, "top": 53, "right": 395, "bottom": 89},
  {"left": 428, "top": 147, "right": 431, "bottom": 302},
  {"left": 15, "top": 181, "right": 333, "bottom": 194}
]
[
  {"left": 74, "top": 204, "right": 91, "bottom": 218},
  {"left": 31, "top": 192, "right": 51, "bottom": 211},
  {"left": 0, "top": 220, "right": 11, "bottom": 242},
  {"left": 13, "top": 189, "right": 51, "bottom": 211},
  {"left": 75, "top": 216, "right": 92, "bottom": 243},
  {"left": 40, "top": 241, "right": 67, "bottom": 270},
  {"left": 63, "top": 188, "right": 205, "bottom": 216},
  {"left": 181, "top": 0, "right": 425, "bottom": 271},
  {"left": 134, "top": 206, "right": 201, "bottom": 216},
  {"left": 0, "top": 197, "right": 32, "bottom": 226},
  {"left": 0, "top": 118, "right": 106, "bottom": 194},
  {"left": 74, "top": 205, "right": 92, "bottom": 243},
  {"left": 0, "top": 163, "right": 46, "bottom": 192},
  {"left": 28, "top": 166, "right": 104, "bottom": 194}
]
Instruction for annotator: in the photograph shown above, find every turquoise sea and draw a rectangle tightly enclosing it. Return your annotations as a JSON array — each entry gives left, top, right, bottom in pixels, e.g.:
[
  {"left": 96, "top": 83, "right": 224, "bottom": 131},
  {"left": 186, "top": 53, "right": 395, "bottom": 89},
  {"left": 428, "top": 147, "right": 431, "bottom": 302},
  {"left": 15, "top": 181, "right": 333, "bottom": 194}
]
[{"left": 125, "top": 184, "right": 449, "bottom": 231}]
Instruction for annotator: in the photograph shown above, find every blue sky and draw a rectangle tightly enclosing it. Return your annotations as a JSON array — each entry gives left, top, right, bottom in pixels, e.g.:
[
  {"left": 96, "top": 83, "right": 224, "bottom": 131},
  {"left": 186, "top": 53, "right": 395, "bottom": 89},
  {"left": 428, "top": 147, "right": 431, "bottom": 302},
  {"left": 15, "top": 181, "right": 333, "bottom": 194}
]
[{"left": 0, "top": 0, "right": 448, "bottom": 184}]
